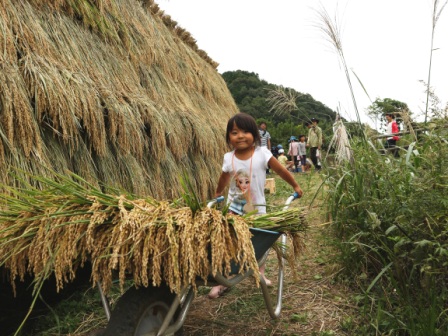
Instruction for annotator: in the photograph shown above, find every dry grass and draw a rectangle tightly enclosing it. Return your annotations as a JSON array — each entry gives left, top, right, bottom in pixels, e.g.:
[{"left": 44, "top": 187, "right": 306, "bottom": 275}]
[
  {"left": 0, "top": 0, "right": 237, "bottom": 200},
  {"left": 266, "top": 86, "right": 301, "bottom": 117},
  {"left": 326, "top": 118, "right": 353, "bottom": 165}
]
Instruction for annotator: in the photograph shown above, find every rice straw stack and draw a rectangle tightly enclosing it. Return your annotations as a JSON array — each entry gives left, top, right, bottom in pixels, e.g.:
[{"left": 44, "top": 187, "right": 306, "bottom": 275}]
[{"left": 0, "top": 0, "right": 237, "bottom": 201}]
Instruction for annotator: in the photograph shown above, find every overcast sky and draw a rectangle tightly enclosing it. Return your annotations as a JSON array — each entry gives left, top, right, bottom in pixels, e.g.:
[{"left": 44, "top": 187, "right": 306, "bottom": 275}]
[{"left": 158, "top": 0, "right": 448, "bottom": 127}]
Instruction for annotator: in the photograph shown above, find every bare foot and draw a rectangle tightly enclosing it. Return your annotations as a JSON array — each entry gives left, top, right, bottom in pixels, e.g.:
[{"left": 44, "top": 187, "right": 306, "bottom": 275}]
[{"left": 208, "top": 285, "right": 228, "bottom": 299}]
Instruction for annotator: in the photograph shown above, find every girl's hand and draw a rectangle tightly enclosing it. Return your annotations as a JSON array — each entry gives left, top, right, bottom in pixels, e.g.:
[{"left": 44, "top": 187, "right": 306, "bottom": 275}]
[{"left": 294, "top": 186, "right": 304, "bottom": 197}]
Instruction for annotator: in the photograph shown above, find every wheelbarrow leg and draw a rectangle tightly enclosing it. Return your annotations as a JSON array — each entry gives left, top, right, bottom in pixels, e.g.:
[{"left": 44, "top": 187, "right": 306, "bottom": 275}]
[
  {"left": 97, "top": 282, "right": 111, "bottom": 321},
  {"left": 260, "top": 234, "right": 286, "bottom": 319},
  {"left": 155, "top": 295, "right": 180, "bottom": 336},
  {"left": 156, "top": 286, "right": 195, "bottom": 336}
]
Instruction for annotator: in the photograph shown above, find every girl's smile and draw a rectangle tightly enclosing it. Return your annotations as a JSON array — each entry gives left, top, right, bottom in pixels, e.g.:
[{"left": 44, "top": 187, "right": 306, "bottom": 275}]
[{"left": 229, "top": 124, "right": 254, "bottom": 153}]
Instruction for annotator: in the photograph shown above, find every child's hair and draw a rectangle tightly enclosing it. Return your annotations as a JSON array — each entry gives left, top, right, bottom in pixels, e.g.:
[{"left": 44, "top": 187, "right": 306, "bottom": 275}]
[
  {"left": 385, "top": 113, "right": 395, "bottom": 119},
  {"left": 226, "top": 113, "right": 261, "bottom": 147},
  {"left": 299, "top": 135, "right": 306, "bottom": 141}
]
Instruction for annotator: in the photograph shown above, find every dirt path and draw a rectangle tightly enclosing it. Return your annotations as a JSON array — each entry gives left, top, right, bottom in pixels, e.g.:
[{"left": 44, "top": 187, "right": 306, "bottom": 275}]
[{"left": 181, "top": 179, "right": 359, "bottom": 336}]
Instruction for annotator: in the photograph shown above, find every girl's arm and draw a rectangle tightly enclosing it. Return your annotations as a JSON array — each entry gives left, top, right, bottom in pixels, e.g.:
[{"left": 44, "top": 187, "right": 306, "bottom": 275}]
[
  {"left": 268, "top": 157, "right": 303, "bottom": 196},
  {"left": 215, "top": 171, "right": 231, "bottom": 197}
]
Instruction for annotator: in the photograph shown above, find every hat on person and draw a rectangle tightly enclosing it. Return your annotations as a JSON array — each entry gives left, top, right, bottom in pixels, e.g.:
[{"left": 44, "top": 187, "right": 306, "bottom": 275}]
[
  {"left": 278, "top": 149, "right": 284, "bottom": 154},
  {"left": 277, "top": 144, "right": 283, "bottom": 149},
  {"left": 290, "top": 136, "right": 297, "bottom": 141},
  {"left": 311, "top": 118, "right": 319, "bottom": 123}
]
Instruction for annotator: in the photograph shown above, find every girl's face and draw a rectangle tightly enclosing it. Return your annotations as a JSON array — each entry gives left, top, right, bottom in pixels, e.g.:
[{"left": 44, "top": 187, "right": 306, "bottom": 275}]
[
  {"left": 237, "top": 176, "right": 250, "bottom": 192},
  {"left": 229, "top": 123, "right": 254, "bottom": 151},
  {"left": 300, "top": 137, "right": 305, "bottom": 142}
]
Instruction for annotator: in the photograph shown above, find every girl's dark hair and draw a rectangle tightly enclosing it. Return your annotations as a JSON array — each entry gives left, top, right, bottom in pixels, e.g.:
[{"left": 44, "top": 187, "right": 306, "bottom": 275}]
[
  {"left": 385, "top": 113, "right": 395, "bottom": 119},
  {"left": 226, "top": 113, "right": 261, "bottom": 147}
]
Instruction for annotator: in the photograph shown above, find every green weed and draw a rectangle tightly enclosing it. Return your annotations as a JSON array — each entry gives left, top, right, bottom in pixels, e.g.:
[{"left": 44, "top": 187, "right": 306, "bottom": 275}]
[{"left": 326, "top": 131, "right": 448, "bottom": 334}]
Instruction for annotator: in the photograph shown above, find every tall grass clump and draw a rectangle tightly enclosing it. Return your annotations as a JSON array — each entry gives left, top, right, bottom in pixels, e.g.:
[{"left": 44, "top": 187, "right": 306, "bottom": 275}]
[
  {"left": 424, "top": 0, "right": 448, "bottom": 124},
  {"left": 314, "top": 5, "right": 364, "bottom": 137},
  {"left": 326, "top": 131, "right": 448, "bottom": 334}
]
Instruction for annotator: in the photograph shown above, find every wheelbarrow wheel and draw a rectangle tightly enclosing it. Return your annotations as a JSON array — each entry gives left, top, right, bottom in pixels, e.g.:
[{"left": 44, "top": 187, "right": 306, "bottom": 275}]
[{"left": 102, "top": 284, "right": 183, "bottom": 336}]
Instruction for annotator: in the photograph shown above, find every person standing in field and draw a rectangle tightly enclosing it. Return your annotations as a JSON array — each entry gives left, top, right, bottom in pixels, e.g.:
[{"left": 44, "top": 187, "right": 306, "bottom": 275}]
[
  {"left": 384, "top": 113, "right": 400, "bottom": 158},
  {"left": 288, "top": 136, "right": 299, "bottom": 172},
  {"left": 258, "top": 122, "right": 271, "bottom": 150},
  {"left": 259, "top": 121, "right": 271, "bottom": 173},
  {"left": 298, "top": 135, "right": 307, "bottom": 173},
  {"left": 307, "top": 118, "right": 322, "bottom": 171},
  {"left": 208, "top": 113, "right": 303, "bottom": 299}
]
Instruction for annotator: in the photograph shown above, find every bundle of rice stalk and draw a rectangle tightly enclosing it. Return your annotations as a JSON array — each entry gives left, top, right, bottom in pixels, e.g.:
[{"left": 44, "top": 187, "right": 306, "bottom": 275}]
[
  {"left": 250, "top": 208, "right": 308, "bottom": 233},
  {"left": 248, "top": 208, "right": 308, "bottom": 275},
  {"left": 0, "top": 171, "right": 262, "bottom": 298}
]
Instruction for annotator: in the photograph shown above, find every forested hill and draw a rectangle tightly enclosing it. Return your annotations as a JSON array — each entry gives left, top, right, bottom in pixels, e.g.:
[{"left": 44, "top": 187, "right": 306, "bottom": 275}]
[{"left": 221, "top": 70, "right": 337, "bottom": 148}]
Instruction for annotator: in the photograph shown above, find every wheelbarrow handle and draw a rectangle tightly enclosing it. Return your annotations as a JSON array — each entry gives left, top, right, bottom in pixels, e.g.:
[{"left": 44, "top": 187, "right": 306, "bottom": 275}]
[
  {"left": 283, "top": 192, "right": 301, "bottom": 211},
  {"left": 206, "top": 195, "right": 225, "bottom": 208}
]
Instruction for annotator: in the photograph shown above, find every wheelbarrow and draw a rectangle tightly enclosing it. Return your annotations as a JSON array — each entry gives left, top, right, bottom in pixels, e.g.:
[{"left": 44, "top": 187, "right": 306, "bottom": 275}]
[{"left": 100, "top": 193, "right": 301, "bottom": 336}]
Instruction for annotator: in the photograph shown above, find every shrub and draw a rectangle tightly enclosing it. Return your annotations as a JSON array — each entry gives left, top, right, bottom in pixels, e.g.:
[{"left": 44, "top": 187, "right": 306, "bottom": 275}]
[{"left": 326, "top": 130, "right": 448, "bottom": 334}]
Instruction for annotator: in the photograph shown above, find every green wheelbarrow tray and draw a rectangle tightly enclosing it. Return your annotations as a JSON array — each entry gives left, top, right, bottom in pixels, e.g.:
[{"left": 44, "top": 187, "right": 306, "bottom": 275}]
[{"left": 250, "top": 227, "right": 282, "bottom": 265}]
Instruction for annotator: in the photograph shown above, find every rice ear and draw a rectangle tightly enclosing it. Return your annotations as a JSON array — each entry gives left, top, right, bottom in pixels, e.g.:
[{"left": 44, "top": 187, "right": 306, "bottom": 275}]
[
  {"left": 0, "top": 0, "right": 237, "bottom": 199},
  {"left": 0, "top": 171, "right": 265, "bottom": 296}
]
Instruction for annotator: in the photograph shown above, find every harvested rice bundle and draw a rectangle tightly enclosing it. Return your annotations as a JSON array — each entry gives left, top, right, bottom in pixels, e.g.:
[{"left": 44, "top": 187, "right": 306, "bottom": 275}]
[
  {"left": 0, "top": 174, "right": 232, "bottom": 294},
  {"left": 0, "top": 172, "right": 307, "bottom": 299},
  {"left": 248, "top": 208, "right": 308, "bottom": 276},
  {"left": 250, "top": 208, "right": 308, "bottom": 234}
]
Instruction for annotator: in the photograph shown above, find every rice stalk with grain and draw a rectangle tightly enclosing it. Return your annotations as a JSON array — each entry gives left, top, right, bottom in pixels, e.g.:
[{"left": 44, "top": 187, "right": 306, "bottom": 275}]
[{"left": 0, "top": 171, "right": 307, "bottom": 297}]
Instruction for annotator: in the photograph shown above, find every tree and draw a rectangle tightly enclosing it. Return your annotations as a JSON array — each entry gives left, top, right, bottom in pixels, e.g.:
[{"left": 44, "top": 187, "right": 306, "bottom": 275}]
[
  {"left": 367, "top": 98, "right": 409, "bottom": 130},
  {"left": 221, "top": 70, "right": 338, "bottom": 146}
]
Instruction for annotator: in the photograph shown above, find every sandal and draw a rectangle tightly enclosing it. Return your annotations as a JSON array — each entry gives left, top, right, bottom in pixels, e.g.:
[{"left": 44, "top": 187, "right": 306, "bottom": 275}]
[{"left": 208, "top": 285, "right": 228, "bottom": 299}]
